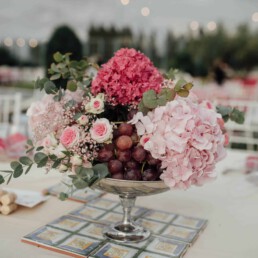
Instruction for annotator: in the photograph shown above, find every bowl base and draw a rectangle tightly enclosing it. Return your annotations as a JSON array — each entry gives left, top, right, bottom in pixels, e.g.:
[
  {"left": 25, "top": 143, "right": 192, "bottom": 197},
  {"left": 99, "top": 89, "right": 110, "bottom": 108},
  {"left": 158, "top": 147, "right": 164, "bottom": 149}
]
[{"left": 103, "top": 222, "right": 151, "bottom": 243}]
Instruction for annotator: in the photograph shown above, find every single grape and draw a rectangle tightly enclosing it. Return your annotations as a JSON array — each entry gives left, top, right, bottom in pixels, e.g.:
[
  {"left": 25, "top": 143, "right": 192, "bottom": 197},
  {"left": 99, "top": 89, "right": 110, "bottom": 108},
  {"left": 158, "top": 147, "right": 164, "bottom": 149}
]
[
  {"left": 125, "top": 160, "right": 140, "bottom": 170},
  {"left": 112, "top": 173, "right": 124, "bottom": 180},
  {"left": 98, "top": 148, "right": 114, "bottom": 162},
  {"left": 142, "top": 168, "right": 159, "bottom": 181},
  {"left": 124, "top": 168, "right": 142, "bottom": 181},
  {"left": 118, "top": 123, "right": 133, "bottom": 136},
  {"left": 146, "top": 152, "right": 161, "bottom": 166},
  {"left": 113, "top": 128, "right": 120, "bottom": 139},
  {"left": 108, "top": 159, "right": 123, "bottom": 174},
  {"left": 103, "top": 143, "right": 115, "bottom": 151},
  {"left": 117, "top": 149, "right": 132, "bottom": 162},
  {"left": 116, "top": 135, "right": 133, "bottom": 150},
  {"left": 132, "top": 146, "right": 147, "bottom": 163},
  {"left": 127, "top": 109, "right": 138, "bottom": 120}
]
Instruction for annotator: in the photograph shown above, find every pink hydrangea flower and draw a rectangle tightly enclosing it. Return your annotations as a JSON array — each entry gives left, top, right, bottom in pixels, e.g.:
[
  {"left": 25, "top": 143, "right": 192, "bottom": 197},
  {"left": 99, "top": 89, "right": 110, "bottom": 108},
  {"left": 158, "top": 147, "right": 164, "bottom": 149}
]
[
  {"left": 130, "top": 98, "right": 226, "bottom": 189},
  {"left": 91, "top": 48, "right": 163, "bottom": 106}
]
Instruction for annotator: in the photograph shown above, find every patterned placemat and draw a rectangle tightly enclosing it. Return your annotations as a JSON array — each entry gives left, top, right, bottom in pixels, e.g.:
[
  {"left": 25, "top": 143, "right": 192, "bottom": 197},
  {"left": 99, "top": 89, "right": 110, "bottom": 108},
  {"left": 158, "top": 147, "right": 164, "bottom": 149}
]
[
  {"left": 22, "top": 197, "right": 207, "bottom": 258},
  {"left": 46, "top": 183, "right": 104, "bottom": 203}
]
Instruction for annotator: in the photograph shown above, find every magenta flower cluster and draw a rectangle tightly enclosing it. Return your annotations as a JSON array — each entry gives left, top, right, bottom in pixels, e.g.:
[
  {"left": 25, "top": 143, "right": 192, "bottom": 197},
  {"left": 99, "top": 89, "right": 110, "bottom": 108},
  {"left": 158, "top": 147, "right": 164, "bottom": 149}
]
[{"left": 91, "top": 48, "right": 163, "bottom": 106}]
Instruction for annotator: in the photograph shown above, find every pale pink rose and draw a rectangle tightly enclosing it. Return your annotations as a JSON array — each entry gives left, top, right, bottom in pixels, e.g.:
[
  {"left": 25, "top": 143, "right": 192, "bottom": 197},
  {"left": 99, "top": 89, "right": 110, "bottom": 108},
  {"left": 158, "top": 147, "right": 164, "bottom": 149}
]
[
  {"left": 90, "top": 118, "right": 113, "bottom": 143},
  {"left": 60, "top": 126, "right": 80, "bottom": 148},
  {"left": 77, "top": 115, "right": 89, "bottom": 125},
  {"left": 85, "top": 93, "right": 105, "bottom": 114},
  {"left": 41, "top": 133, "right": 58, "bottom": 148}
]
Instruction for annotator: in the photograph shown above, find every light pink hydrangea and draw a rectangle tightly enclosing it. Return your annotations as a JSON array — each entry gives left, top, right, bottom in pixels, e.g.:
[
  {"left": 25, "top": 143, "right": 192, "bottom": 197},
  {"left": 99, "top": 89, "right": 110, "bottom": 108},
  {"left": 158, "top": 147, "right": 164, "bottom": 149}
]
[
  {"left": 130, "top": 98, "right": 226, "bottom": 189},
  {"left": 91, "top": 48, "right": 163, "bottom": 106},
  {"left": 27, "top": 95, "right": 64, "bottom": 145}
]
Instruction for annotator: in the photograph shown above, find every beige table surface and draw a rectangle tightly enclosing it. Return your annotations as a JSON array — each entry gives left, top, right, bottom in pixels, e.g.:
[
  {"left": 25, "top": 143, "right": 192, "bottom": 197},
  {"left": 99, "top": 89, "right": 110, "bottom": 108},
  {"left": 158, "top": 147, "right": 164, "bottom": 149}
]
[{"left": 0, "top": 149, "right": 258, "bottom": 258}]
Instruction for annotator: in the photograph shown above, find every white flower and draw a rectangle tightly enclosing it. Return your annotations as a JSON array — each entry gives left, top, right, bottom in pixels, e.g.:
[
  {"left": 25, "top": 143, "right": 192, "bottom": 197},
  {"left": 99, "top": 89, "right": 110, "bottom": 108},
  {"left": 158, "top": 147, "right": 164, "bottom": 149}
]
[
  {"left": 90, "top": 118, "right": 113, "bottom": 143},
  {"left": 71, "top": 155, "right": 83, "bottom": 166},
  {"left": 77, "top": 115, "right": 88, "bottom": 125},
  {"left": 59, "top": 164, "right": 68, "bottom": 172},
  {"left": 49, "top": 143, "right": 67, "bottom": 158},
  {"left": 85, "top": 93, "right": 105, "bottom": 114}
]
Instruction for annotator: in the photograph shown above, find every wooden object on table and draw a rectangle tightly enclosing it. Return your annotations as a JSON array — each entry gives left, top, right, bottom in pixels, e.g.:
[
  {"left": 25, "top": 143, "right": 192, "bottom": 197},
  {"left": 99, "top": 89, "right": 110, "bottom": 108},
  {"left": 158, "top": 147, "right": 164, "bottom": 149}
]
[
  {"left": 0, "top": 203, "right": 17, "bottom": 215},
  {"left": 1, "top": 193, "right": 17, "bottom": 205}
]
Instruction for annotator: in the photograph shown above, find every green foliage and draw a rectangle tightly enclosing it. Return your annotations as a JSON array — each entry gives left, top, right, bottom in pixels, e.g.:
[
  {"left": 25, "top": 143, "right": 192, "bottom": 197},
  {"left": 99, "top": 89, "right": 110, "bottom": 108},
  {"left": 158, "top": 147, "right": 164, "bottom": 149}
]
[
  {"left": 46, "top": 25, "right": 83, "bottom": 82},
  {"left": 216, "top": 105, "right": 245, "bottom": 124}
]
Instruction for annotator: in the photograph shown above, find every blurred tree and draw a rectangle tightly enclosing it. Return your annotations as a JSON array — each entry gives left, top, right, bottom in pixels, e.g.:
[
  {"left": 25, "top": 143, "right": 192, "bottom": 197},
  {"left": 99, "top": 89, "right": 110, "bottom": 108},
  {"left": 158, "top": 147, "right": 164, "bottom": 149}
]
[
  {"left": 46, "top": 25, "right": 82, "bottom": 77},
  {"left": 0, "top": 47, "right": 18, "bottom": 66},
  {"left": 135, "top": 31, "right": 146, "bottom": 53},
  {"left": 149, "top": 32, "right": 160, "bottom": 67}
]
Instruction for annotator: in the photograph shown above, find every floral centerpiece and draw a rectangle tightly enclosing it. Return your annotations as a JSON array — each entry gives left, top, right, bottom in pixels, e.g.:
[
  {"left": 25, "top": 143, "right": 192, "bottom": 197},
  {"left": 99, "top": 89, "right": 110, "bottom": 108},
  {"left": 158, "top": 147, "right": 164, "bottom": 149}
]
[{"left": 0, "top": 48, "right": 244, "bottom": 198}]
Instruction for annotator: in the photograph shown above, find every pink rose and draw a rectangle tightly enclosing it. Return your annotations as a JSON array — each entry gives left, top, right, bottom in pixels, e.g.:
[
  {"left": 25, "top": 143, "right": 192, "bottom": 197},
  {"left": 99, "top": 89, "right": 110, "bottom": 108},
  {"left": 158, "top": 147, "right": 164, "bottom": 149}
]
[
  {"left": 85, "top": 93, "right": 105, "bottom": 114},
  {"left": 60, "top": 126, "right": 80, "bottom": 148},
  {"left": 90, "top": 118, "right": 113, "bottom": 143}
]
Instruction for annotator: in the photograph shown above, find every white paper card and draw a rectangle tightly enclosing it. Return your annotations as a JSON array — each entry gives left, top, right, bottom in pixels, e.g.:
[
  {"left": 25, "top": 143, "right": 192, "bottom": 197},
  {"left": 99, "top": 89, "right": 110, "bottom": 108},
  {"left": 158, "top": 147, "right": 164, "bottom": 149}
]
[{"left": 3, "top": 188, "right": 49, "bottom": 208}]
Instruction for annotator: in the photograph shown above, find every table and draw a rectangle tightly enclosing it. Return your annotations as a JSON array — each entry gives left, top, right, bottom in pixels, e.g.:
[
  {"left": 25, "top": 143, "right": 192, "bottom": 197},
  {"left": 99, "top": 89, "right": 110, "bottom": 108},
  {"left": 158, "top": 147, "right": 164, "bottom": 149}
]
[{"left": 0, "top": 149, "right": 258, "bottom": 258}]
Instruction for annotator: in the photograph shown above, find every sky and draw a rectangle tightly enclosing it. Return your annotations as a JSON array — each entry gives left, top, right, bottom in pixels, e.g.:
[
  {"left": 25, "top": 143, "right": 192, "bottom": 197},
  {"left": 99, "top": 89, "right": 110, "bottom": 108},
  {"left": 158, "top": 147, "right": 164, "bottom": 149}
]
[{"left": 0, "top": 0, "right": 257, "bottom": 45}]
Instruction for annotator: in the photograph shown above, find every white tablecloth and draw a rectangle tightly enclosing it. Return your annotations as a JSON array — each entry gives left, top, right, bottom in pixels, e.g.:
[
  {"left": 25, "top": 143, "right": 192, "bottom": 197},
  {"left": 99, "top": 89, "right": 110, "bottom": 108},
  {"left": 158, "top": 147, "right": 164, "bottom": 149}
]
[{"left": 0, "top": 149, "right": 258, "bottom": 258}]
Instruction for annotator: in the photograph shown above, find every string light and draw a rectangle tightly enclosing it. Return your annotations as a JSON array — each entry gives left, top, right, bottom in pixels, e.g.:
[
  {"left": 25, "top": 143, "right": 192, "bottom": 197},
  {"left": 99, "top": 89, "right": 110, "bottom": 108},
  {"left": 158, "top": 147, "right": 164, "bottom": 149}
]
[
  {"left": 190, "top": 21, "right": 199, "bottom": 31},
  {"left": 29, "top": 38, "right": 38, "bottom": 48},
  {"left": 16, "top": 38, "right": 25, "bottom": 47},
  {"left": 121, "top": 0, "right": 129, "bottom": 5},
  {"left": 141, "top": 7, "right": 150, "bottom": 17},
  {"left": 4, "top": 37, "right": 13, "bottom": 47},
  {"left": 207, "top": 21, "right": 217, "bottom": 31},
  {"left": 252, "top": 12, "right": 258, "bottom": 22}
]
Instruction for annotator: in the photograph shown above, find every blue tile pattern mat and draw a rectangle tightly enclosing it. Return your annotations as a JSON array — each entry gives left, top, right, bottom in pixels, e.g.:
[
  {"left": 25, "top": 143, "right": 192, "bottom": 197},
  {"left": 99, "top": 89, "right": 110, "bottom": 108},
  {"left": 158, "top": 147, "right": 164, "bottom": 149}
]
[{"left": 22, "top": 197, "right": 208, "bottom": 258}]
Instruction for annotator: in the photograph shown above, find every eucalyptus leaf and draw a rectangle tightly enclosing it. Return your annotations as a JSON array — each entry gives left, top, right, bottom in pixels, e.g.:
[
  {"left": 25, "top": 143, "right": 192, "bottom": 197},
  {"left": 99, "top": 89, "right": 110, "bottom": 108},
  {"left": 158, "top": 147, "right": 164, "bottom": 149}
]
[
  {"left": 0, "top": 175, "right": 4, "bottom": 184},
  {"left": 72, "top": 178, "right": 88, "bottom": 189},
  {"left": 142, "top": 90, "right": 158, "bottom": 109},
  {"left": 67, "top": 80, "right": 77, "bottom": 92},
  {"left": 177, "top": 89, "right": 189, "bottom": 97},
  {"left": 50, "top": 74, "right": 61, "bottom": 80},
  {"left": 230, "top": 108, "right": 245, "bottom": 124},
  {"left": 44, "top": 81, "right": 58, "bottom": 94},
  {"left": 13, "top": 164, "right": 23, "bottom": 178},
  {"left": 19, "top": 156, "right": 33, "bottom": 166},
  {"left": 25, "top": 164, "right": 33, "bottom": 175},
  {"left": 174, "top": 79, "right": 187, "bottom": 92},
  {"left": 93, "top": 163, "right": 109, "bottom": 178},
  {"left": 138, "top": 100, "right": 149, "bottom": 115},
  {"left": 183, "top": 82, "right": 193, "bottom": 91},
  {"left": 59, "top": 192, "right": 69, "bottom": 201},
  {"left": 53, "top": 52, "right": 63, "bottom": 62},
  {"left": 216, "top": 105, "right": 233, "bottom": 116},
  {"left": 52, "top": 159, "right": 62, "bottom": 169},
  {"left": 34, "top": 152, "right": 48, "bottom": 164}
]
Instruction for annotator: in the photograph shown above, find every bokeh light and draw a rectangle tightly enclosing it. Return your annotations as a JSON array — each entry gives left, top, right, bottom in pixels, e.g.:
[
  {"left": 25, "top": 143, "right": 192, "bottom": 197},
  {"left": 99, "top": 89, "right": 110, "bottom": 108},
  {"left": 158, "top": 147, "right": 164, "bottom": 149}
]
[
  {"left": 190, "top": 21, "right": 199, "bottom": 31},
  {"left": 141, "top": 7, "right": 150, "bottom": 17},
  {"left": 207, "top": 21, "right": 217, "bottom": 31},
  {"left": 16, "top": 38, "right": 25, "bottom": 47},
  {"left": 29, "top": 38, "right": 38, "bottom": 48},
  {"left": 252, "top": 12, "right": 258, "bottom": 22},
  {"left": 121, "top": 0, "right": 130, "bottom": 5},
  {"left": 4, "top": 37, "right": 13, "bottom": 47}
]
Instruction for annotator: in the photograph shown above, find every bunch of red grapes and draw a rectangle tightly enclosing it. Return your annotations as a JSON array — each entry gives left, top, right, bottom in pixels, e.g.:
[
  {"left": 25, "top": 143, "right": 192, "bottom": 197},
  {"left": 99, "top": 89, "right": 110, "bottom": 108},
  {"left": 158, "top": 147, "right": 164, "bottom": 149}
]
[{"left": 97, "top": 121, "right": 162, "bottom": 181}]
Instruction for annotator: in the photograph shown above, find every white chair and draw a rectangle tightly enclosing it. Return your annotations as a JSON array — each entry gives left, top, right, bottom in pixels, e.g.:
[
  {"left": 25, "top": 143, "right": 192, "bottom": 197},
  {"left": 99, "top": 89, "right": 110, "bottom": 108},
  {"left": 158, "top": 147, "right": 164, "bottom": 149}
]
[{"left": 0, "top": 93, "right": 22, "bottom": 138}]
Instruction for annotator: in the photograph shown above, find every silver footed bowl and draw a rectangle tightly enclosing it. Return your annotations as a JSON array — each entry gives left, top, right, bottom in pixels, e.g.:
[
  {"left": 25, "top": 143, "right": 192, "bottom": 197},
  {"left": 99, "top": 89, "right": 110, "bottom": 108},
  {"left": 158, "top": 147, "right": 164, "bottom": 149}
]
[
  {"left": 93, "top": 178, "right": 169, "bottom": 197},
  {"left": 92, "top": 178, "right": 169, "bottom": 243}
]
